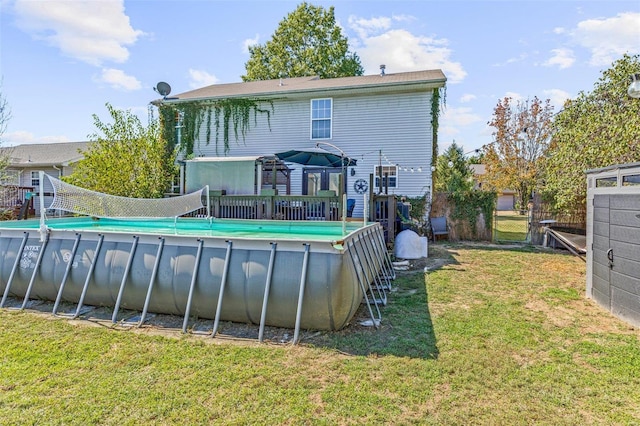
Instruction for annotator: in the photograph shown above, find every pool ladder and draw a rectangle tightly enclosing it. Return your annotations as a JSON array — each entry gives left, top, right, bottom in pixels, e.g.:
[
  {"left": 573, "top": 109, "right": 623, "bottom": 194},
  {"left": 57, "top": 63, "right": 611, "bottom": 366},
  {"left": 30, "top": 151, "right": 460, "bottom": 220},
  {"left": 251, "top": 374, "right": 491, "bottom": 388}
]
[{"left": 347, "top": 225, "right": 395, "bottom": 328}]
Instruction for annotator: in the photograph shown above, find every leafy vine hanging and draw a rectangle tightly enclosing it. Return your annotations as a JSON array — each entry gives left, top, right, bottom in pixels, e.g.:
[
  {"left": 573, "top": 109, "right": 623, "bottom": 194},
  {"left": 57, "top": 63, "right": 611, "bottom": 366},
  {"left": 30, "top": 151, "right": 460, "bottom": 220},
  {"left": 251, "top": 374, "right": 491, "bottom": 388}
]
[{"left": 158, "top": 98, "right": 274, "bottom": 156}]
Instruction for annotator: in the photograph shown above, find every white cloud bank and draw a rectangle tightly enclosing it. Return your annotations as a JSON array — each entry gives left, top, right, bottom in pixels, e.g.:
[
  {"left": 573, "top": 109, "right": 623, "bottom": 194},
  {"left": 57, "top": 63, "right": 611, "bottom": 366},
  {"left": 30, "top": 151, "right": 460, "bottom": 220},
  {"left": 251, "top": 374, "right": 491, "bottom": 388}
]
[
  {"left": 188, "top": 69, "right": 220, "bottom": 89},
  {"left": 14, "top": 0, "right": 144, "bottom": 66},
  {"left": 97, "top": 68, "right": 142, "bottom": 91},
  {"left": 563, "top": 12, "right": 640, "bottom": 67},
  {"left": 348, "top": 15, "right": 466, "bottom": 83}
]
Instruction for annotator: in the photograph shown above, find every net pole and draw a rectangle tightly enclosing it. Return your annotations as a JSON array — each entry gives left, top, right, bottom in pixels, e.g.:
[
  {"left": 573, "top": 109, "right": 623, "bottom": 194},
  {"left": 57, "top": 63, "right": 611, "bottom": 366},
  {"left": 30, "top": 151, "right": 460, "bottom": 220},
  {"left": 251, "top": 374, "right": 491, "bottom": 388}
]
[
  {"left": 205, "top": 185, "right": 210, "bottom": 218},
  {"left": 39, "top": 171, "right": 47, "bottom": 241}
]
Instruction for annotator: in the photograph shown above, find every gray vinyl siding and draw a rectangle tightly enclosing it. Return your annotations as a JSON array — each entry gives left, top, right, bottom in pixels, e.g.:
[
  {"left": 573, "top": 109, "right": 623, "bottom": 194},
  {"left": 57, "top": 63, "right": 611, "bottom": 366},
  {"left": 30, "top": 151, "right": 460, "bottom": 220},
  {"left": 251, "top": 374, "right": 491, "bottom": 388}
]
[{"left": 190, "top": 91, "right": 434, "bottom": 217}]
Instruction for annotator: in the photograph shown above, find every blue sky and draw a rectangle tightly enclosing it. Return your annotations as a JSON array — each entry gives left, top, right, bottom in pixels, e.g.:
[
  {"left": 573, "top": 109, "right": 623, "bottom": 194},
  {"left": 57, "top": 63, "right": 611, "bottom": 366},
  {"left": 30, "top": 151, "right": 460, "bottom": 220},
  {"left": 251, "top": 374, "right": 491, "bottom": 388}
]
[{"left": 1, "top": 0, "right": 639, "bottom": 155}]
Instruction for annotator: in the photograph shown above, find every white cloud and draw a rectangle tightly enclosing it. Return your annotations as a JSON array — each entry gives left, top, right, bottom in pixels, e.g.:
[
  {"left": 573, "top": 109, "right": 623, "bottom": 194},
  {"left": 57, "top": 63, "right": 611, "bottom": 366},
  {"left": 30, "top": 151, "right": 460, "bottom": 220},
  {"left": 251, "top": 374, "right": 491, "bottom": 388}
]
[
  {"left": 442, "top": 106, "right": 482, "bottom": 127},
  {"left": 493, "top": 53, "right": 528, "bottom": 67},
  {"left": 14, "top": 0, "right": 144, "bottom": 66},
  {"left": 439, "top": 106, "right": 483, "bottom": 138},
  {"left": 97, "top": 68, "right": 141, "bottom": 91},
  {"left": 243, "top": 34, "right": 260, "bottom": 54},
  {"left": 3, "top": 130, "right": 71, "bottom": 146},
  {"left": 543, "top": 48, "right": 575, "bottom": 69},
  {"left": 504, "top": 92, "right": 524, "bottom": 102},
  {"left": 460, "top": 94, "right": 477, "bottom": 103},
  {"left": 570, "top": 12, "right": 640, "bottom": 66},
  {"left": 348, "top": 15, "right": 393, "bottom": 39},
  {"left": 347, "top": 14, "right": 465, "bottom": 82},
  {"left": 355, "top": 29, "right": 466, "bottom": 83},
  {"left": 542, "top": 88, "right": 571, "bottom": 110},
  {"left": 188, "top": 69, "right": 220, "bottom": 89}
]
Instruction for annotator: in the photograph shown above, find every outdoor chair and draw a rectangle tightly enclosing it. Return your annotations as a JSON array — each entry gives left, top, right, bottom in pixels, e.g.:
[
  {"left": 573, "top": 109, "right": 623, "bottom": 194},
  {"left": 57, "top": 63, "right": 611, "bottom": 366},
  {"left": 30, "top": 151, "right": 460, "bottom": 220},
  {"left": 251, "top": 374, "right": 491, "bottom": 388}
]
[
  {"left": 346, "top": 198, "right": 356, "bottom": 217},
  {"left": 431, "top": 216, "right": 449, "bottom": 242}
]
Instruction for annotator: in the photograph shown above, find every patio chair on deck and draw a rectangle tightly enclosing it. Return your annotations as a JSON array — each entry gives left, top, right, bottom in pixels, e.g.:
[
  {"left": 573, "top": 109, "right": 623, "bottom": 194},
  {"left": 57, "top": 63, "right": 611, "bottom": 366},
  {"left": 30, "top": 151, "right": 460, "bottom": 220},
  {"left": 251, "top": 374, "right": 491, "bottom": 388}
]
[
  {"left": 431, "top": 216, "right": 449, "bottom": 242},
  {"left": 346, "top": 198, "right": 356, "bottom": 217}
]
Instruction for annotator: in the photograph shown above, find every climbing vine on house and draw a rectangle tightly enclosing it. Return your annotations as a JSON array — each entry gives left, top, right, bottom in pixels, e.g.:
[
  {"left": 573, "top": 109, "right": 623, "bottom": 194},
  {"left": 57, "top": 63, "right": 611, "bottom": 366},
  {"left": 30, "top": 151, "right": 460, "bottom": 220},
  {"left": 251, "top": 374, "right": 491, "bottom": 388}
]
[
  {"left": 159, "top": 98, "right": 274, "bottom": 156},
  {"left": 431, "top": 87, "right": 446, "bottom": 169}
]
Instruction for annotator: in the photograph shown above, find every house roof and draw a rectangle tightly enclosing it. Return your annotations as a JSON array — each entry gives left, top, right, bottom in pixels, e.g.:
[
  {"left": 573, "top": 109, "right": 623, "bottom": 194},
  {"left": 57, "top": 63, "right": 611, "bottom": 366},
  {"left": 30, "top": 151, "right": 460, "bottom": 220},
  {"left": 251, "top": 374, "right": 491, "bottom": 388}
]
[
  {"left": 2, "top": 141, "right": 90, "bottom": 167},
  {"left": 158, "top": 69, "right": 446, "bottom": 103},
  {"left": 470, "top": 164, "right": 486, "bottom": 175}
]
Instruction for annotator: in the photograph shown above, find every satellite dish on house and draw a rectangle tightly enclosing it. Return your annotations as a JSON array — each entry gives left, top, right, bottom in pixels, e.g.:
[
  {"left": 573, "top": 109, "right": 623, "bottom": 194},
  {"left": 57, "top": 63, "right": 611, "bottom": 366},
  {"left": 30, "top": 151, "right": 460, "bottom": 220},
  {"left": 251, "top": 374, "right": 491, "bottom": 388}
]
[{"left": 154, "top": 82, "right": 172, "bottom": 98}]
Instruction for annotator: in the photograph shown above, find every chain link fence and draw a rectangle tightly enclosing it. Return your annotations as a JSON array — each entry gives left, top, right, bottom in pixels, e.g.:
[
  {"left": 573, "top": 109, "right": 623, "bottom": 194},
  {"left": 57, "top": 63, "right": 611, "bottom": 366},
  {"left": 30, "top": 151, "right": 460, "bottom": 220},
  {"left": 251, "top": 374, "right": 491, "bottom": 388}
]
[{"left": 493, "top": 208, "right": 531, "bottom": 243}]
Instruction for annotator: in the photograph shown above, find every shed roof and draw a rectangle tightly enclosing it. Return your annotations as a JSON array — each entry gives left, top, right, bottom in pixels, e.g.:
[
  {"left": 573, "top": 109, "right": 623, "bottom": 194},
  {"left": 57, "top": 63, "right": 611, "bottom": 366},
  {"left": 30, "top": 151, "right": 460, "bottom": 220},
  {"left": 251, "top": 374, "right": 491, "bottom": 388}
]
[
  {"left": 2, "top": 141, "right": 90, "bottom": 167},
  {"left": 158, "top": 69, "right": 446, "bottom": 103}
]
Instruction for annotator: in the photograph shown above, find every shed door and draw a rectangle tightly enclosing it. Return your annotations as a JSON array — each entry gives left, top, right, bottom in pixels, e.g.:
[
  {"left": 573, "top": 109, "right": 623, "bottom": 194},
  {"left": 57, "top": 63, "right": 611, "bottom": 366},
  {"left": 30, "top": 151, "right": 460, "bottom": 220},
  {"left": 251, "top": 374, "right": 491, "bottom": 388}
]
[
  {"left": 591, "top": 194, "right": 611, "bottom": 309},
  {"left": 592, "top": 193, "right": 640, "bottom": 325}
]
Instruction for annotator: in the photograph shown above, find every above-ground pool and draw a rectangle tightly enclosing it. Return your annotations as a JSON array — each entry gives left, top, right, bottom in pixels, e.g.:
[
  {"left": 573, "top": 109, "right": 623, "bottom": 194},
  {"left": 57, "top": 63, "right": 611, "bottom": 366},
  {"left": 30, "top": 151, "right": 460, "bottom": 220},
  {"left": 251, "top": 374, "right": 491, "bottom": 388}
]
[{"left": 0, "top": 217, "right": 393, "bottom": 341}]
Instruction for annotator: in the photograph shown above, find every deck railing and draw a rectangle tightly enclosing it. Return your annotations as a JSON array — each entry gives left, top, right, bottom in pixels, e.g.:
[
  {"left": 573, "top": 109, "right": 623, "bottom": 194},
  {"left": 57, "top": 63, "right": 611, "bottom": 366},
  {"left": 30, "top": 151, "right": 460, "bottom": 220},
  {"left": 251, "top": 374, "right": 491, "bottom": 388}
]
[
  {"left": 210, "top": 194, "right": 399, "bottom": 243},
  {"left": 168, "top": 192, "right": 399, "bottom": 244},
  {"left": 0, "top": 186, "right": 36, "bottom": 219},
  {"left": 185, "top": 193, "right": 344, "bottom": 221}
]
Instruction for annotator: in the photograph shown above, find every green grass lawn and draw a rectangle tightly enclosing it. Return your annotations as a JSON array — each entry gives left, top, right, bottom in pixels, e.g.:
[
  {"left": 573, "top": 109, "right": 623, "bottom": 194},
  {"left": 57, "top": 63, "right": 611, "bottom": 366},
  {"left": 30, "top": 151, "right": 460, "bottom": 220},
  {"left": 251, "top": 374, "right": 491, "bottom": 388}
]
[
  {"left": 1, "top": 245, "right": 639, "bottom": 424},
  {"left": 494, "top": 211, "right": 530, "bottom": 241}
]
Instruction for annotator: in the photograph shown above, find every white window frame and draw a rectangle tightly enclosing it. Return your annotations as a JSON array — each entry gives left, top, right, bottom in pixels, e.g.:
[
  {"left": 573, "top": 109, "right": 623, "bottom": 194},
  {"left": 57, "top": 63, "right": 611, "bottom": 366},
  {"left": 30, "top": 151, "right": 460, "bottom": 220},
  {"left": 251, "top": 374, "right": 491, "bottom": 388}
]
[
  {"left": 31, "top": 171, "right": 40, "bottom": 189},
  {"left": 374, "top": 165, "right": 398, "bottom": 188},
  {"left": 310, "top": 98, "right": 332, "bottom": 140}
]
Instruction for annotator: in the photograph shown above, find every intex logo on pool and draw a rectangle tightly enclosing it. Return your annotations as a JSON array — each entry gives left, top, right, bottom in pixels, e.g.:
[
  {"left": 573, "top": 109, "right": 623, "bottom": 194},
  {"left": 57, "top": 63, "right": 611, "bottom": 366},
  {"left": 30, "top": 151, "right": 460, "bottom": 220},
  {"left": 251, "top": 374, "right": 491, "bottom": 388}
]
[
  {"left": 20, "top": 245, "right": 40, "bottom": 269},
  {"left": 62, "top": 251, "right": 79, "bottom": 269}
]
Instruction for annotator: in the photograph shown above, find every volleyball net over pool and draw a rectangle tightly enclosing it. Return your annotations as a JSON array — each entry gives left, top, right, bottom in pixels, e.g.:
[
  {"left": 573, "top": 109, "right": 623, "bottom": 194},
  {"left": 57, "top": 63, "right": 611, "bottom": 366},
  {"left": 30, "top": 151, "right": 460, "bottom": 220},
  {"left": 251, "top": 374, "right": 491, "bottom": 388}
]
[{"left": 45, "top": 174, "right": 209, "bottom": 219}]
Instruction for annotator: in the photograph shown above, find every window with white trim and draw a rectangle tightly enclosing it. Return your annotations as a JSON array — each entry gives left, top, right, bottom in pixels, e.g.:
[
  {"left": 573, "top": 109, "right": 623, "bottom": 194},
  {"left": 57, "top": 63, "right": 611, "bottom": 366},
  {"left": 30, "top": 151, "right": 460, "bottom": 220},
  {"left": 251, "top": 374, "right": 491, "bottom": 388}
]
[
  {"left": 374, "top": 165, "right": 398, "bottom": 188},
  {"left": 31, "top": 171, "right": 40, "bottom": 189},
  {"left": 310, "top": 98, "right": 332, "bottom": 139}
]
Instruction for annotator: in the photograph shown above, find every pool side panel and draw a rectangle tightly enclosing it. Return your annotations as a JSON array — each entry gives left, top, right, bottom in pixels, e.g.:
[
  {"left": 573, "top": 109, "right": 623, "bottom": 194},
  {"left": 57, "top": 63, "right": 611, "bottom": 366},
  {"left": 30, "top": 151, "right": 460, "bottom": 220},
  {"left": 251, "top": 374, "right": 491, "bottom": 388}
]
[{"left": 0, "top": 223, "right": 375, "bottom": 331}]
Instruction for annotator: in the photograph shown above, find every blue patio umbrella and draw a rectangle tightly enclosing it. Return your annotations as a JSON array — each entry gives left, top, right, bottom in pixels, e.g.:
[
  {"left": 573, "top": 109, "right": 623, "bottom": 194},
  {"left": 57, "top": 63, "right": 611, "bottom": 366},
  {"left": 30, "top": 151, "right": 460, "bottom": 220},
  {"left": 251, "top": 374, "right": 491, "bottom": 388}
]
[{"left": 275, "top": 147, "right": 357, "bottom": 168}]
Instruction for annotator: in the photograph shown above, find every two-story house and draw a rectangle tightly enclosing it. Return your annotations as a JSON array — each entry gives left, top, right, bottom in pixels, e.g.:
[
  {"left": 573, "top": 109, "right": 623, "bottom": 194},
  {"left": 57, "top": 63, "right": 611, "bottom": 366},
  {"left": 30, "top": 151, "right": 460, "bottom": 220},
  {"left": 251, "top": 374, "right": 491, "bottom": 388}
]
[{"left": 158, "top": 69, "right": 446, "bottom": 218}]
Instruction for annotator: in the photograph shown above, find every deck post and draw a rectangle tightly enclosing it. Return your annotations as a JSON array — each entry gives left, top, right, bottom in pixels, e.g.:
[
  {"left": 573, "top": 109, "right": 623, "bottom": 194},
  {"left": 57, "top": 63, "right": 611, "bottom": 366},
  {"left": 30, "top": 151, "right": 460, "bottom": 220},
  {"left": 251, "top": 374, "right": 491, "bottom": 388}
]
[
  {"left": 73, "top": 234, "right": 104, "bottom": 318},
  {"left": 112, "top": 235, "right": 139, "bottom": 323},
  {"left": 258, "top": 242, "right": 277, "bottom": 342},
  {"left": 53, "top": 233, "right": 82, "bottom": 315},
  {"left": 1, "top": 232, "right": 29, "bottom": 308},
  {"left": 211, "top": 240, "right": 233, "bottom": 337},
  {"left": 182, "top": 239, "right": 204, "bottom": 333},
  {"left": 138, "top": 237, "right": 165, "bottom": 326}
]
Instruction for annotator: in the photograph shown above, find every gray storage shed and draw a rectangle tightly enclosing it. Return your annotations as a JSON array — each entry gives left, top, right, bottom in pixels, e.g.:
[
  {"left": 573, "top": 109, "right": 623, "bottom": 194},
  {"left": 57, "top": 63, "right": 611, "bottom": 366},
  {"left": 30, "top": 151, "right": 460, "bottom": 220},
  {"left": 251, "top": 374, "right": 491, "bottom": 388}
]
[{"left": 586, "top": 163, "right": 640, "bottom": 327}]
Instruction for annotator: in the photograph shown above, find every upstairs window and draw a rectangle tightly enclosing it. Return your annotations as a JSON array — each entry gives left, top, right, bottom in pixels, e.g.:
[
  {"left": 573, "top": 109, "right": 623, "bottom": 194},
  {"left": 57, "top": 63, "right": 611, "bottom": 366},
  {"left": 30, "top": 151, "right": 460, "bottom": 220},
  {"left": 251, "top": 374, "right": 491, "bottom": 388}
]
[
  {"left": 374, "top": 165, "right": 398, "bottom": 188},
  {"left": 311, "top": 98, "right": 332, "bottom": 139},
  {"left": 31, "top": 171, "right": 40, "bottom": 189}
]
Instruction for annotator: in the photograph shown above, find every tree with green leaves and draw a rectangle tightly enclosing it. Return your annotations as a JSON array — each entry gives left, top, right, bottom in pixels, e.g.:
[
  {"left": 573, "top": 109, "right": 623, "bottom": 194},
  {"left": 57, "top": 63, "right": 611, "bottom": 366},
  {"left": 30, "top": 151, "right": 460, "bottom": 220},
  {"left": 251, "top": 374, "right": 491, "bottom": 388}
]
[
  {"left": 544, "top": 54, "right": 640, "bottom": 210},
  {"left": 242, "top": 2, "right": 363, "bottom": 81},
  {"left": 484, "top": 96, "right": 554, "bottom": 211},
  {"left": 434, "top": 142, "right": 474, "bottom": 193},
  {"left": 434, "top": 142, "right": 496, "bottom": 239},
  {"left": 66, "top": 103, "right": 177, "bottom": 198}
]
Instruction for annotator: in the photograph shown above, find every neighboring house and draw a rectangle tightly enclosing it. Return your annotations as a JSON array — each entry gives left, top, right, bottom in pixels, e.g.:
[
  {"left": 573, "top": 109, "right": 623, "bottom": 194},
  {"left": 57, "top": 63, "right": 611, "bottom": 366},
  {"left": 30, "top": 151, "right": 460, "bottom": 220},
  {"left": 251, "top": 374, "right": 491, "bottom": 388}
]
[
  {"left": 0, "top": 141, "right": 90, "bottom": 215},
  {"left": 469, "top": 164, "right": 516, "bottom": 211},
  {"left": 159, "top": 69, "right": 446, "bottom": 218}
]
